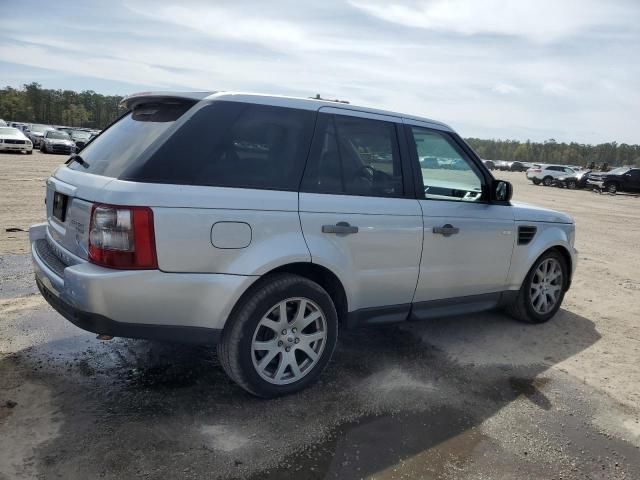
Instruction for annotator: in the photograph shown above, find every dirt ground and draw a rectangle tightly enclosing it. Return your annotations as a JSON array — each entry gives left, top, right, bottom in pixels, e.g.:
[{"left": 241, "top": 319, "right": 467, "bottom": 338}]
[{"left": 1, "top": 151, "right": 639, "bottom": 479}]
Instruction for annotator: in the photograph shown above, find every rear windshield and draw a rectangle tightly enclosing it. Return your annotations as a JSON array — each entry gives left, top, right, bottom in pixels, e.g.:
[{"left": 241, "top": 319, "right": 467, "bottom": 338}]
[{"left": 68, "top": 101, "right": 194, "bottom": 177}]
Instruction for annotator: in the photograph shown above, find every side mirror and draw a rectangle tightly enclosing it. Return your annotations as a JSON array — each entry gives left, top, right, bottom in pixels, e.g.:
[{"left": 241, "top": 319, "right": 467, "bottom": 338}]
[{"left": 493, "top": 180, "right": 513, "bottom": 202}]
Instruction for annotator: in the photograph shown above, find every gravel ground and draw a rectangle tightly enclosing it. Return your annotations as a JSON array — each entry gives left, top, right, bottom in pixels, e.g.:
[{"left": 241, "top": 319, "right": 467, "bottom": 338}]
[{"left": 1, "top": 151, "right": 639, "bottom": 479}]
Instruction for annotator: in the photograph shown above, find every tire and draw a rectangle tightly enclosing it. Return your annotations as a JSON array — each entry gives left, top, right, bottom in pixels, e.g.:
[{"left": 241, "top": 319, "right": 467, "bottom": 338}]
[
  {"left": 566, "top": 180, "right": 577, "bottom": 189},
  {"left": 27, "top": 150, "right": 33, "bottom": 155},
  {"left": 604, "top": 182, "right": 618, "bottom": 194},
  {"left": 542, "top": 176, "right": 553, "bottom": 186},
  {"left": 532, "top": 178, "right": 541, "bottom": 185},
  {"left": 217, "top": 273, "right": 338, "bottom": 398},
  {"left": 507, "top": 250, "right": 568, "bottom": 324}
]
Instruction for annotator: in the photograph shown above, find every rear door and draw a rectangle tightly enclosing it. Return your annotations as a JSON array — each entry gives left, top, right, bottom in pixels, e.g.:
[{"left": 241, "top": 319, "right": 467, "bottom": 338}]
[
  {"left": 299, "top": 109, "right": 423, "bottom": 321},
  {"left": 404, "top": 122, "right": 515, "bottom": 308}
]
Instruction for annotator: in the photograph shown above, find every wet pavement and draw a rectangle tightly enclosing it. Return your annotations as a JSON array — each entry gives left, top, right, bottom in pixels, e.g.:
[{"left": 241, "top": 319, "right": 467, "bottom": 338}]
[{"left": 1, "top": 255, "right": 640, "bottom": 479}]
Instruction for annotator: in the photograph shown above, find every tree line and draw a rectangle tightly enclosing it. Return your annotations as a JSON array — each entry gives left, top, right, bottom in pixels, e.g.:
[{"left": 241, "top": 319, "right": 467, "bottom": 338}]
[
  {"left": 1, "top": 83, "right": 639, "bottom": 167},
  {"left": 0, "top": 83, "right": 125, "bottom": 130},
  {"left": 465, "top": 138, "right": 640, "bottom": 167}
]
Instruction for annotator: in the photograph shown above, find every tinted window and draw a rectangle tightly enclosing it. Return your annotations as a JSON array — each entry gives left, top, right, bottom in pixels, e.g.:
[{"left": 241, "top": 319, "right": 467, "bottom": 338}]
[
  {"left": 125, "top": 102, "right": 315, "bottom": 191},
  {"left": 302, "top": 114, "right": 403, "bottom": 197},
  {"left": 410, "top": 127, "right": 483, "bottom": 202},
  {"left": 68, "top": 101, "right": 194, "bottom": 177}
]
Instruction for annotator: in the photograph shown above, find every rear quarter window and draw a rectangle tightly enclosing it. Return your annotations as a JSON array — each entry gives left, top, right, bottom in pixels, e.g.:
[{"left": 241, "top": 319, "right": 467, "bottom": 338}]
[{"left": 123, "top": 101, "right": 316, "bottom": 191}]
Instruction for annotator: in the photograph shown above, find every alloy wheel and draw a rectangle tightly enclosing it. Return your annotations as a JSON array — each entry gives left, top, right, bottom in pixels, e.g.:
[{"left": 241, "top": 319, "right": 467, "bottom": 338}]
[
  {"left": 251, "top": 297, "right": 327, "bottom": 385},
  {"left": 530, "top": 258, "right": 563, "bottom": 315}
]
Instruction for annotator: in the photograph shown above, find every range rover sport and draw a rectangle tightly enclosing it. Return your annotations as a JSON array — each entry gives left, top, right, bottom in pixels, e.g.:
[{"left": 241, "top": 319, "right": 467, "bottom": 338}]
[{"left": 31, "top": 91, "right": 577, "bottom": 397}]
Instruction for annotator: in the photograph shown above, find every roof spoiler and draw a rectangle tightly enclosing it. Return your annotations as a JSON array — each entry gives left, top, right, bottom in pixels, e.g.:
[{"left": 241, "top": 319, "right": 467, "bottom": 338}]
[{"left": 120, "top": 91, "right": 216, "bottom": 110}]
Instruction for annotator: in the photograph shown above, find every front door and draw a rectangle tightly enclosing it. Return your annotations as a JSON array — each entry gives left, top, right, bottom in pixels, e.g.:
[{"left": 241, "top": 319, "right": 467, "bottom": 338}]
[
  {"left": 405, "top": 123, "right": 515, "bottom": 309},
  {"left": 299, "top": 110, "right": 423, "bottom": 321}
]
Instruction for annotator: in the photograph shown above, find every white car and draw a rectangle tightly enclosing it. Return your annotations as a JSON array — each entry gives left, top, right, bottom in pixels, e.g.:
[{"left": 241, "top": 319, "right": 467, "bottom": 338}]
[
  {"left": 526, "top": 165, "right": 576, "bottom": 186},
  {"left": 0, "top": 127, "right": 33, "bottom": 154}
]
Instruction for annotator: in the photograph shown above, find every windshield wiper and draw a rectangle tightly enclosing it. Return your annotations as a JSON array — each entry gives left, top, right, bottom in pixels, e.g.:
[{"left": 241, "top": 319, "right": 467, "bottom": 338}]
[{"left": 66, "top": 153, "right": 89, "bottom": 168}]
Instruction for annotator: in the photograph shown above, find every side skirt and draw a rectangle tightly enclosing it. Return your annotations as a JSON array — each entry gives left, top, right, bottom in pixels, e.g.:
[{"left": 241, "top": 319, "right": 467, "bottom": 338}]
[{"left": 346, "top": 291, "right": 519, "bottom": 328}]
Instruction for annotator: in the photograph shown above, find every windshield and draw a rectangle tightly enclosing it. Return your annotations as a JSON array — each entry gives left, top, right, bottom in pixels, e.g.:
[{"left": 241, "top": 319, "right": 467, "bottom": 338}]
[
  {"left": 31, "top": 124, "right": 51, "bottom": 133},
  {"left": 607, "top": 167, "right": 629, "bottom": 175},
  {"left": 67, "top": 101, "right": 194, "bottom": 176},
  {"left": 0, "top": 127, "right": 21, "bottom": 135},
  {"left": 46, "top": 131, "right": 71, "bottom": 140},
  {"left": 71, "top": 130, "right": 91, "bottom": 139}
]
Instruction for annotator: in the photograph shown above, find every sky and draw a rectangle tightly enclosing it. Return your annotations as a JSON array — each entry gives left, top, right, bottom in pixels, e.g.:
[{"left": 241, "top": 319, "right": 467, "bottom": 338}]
[{"left": 1, "top": 0, "right": 639, "bottom": 144}]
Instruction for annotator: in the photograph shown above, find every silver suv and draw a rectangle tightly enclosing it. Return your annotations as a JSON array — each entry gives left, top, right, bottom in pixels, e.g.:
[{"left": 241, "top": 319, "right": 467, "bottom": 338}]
[
  {"left": 30, "top": 92, "right": 577, "bottom": 397},
  {"left": 527, "top": 164, "right": 576, "bottom": 186}
]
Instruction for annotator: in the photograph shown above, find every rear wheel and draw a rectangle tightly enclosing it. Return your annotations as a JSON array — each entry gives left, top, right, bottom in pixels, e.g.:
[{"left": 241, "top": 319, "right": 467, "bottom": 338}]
[
  {"left": 542, "top": 176, "right": 553, "bottom": 186},
  {"left": 217, "top": 274, "right": 338, "bottom": 398},
  {"left": 532, "top": 178, "right": 541, "bottom": 185},
  {"left": 507, "top": 250, "right": 567, "bottom": 324}
]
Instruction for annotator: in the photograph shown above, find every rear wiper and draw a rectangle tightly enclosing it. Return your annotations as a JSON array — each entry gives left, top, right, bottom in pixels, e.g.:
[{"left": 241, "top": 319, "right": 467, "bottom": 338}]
[{"left": 66, "top": 154, "right": 89, "bottom": 168}]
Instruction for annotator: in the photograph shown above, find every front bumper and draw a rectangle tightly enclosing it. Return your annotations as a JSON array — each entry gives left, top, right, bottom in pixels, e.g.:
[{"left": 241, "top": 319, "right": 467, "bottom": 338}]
[
  {"left": 1, "top": 143, "right": 32, "bottom": 152},
  {"left": 30, "top": 223, "right": 257, "bottom": 344}
]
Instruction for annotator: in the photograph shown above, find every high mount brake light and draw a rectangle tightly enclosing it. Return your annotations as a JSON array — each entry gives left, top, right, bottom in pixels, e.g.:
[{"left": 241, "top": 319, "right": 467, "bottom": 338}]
[{"left": 88, "top": 205, "right": 157, "bottom": 269}]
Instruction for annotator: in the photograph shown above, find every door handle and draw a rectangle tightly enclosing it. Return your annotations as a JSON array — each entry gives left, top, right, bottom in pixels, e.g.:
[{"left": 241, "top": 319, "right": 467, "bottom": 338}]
[
  {"left": 433, "top": 224, "right": 459, "bottom": 237},
  {"left": 322, "top": 222, "right": 359, "bottom": 234}
]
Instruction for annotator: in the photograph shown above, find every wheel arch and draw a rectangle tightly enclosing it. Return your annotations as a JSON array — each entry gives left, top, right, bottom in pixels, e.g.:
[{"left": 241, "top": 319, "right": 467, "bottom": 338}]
[
  {"left": 507, "top": 224, "right": 575, "bottom": 292},
  {"left": 228, "top": 262, "right": 349, "bottom": 327}
]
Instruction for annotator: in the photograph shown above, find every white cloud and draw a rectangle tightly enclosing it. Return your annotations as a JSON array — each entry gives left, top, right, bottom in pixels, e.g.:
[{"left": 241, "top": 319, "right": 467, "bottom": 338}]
[
  {"left": 492, "top": 83, "right": 520, "bottom": 95},
  {"left": 349, "top": 0, "right": 635, "bottom": 43}
]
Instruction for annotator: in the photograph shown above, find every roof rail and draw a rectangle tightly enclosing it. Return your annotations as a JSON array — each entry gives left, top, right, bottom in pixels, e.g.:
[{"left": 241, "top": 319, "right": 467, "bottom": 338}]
[{"left": 309, "top": 94, "right": 350, "bottom": 104}]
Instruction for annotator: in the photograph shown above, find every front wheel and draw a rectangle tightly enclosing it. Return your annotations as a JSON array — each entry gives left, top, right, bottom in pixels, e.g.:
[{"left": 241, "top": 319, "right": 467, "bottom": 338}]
[
  {"left": 604, "top": 182, "right": 618, "bottom": 194},
  {"left": 566, "top": 179, "right": 577, "bottom": 189},
  {"left": 507, "top": 250, "right": 567, "bottom": 324},
  {"left": 217, "top": 274, "right": 338, "bottom": 398}
]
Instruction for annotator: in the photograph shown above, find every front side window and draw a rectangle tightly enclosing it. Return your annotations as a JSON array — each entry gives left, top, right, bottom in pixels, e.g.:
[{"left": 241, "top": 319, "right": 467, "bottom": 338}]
[
  {"left": 409, "top": 127, "right": 483, "bottom": 202},
  {"left": 302, "top": 114, "right": 404, "bottom": 197}
]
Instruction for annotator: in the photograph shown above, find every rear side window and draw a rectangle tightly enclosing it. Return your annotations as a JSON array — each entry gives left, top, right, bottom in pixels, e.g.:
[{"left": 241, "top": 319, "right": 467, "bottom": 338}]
[
  {"left": 125, "top": 102, "right": 316, "bottom": 191},
  {"left": 68, "top": 102, "right": 194, "bottom": 177},
  {"left": 301, "top": 113, "right": 404, "bottom": 197}
]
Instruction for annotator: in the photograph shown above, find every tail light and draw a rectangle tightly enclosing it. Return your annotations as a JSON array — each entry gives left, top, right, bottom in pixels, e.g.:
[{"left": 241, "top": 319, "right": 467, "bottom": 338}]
[
  {"left": 88, "top": 205, "right": 158, "bottom": 269},
  {"left": 529, "top": 168, "right": 542, "bottom": 173}
]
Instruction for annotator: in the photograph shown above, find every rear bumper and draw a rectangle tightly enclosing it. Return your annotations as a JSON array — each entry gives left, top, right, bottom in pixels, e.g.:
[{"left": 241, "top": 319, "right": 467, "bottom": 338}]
[{"left": 30, "top": 223, "right": 257, "bottom": 343}]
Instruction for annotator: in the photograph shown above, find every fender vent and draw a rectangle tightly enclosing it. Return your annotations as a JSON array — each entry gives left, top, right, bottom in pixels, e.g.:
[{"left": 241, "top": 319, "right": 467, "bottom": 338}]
[{"left": 518, "top": 226, "right": 537, "bottom": 245}]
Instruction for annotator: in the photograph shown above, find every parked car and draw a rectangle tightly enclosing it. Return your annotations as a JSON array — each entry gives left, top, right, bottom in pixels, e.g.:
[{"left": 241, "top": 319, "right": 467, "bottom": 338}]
[
  {"left": 552, "top": 170, "right": 592, "bottom": 189},
  {"left": 30, "top": 91, "right": 576, "bottom": 397},
  {"left": 0, "top": 126, "right": 33, "bottom": 154},
  {"left": 494, "top": 160, "right": 512, "bottom": 171},
  {"left": 587, "top": 167, "right": 640, "bottom": 194},
  {"left": 40, "top": 130, "right": 76, "bottom": 155},
  {"left": 510, "top": 161, "right": 529, "bottom": 172},
  {"left": 67, "top": 129, "right": 93, "bottom": 150},
  {"left": 481, "top": 159, "right": 495, "bottom": 170},
  {"left": 0, "top": 119, "right": 7, "bottom": 127},
  {"left": 526, "top": 165, "right": 576, "bottom": 186},
  {"left": 26, "top": 124, "right": 54, "bottom": 148}
]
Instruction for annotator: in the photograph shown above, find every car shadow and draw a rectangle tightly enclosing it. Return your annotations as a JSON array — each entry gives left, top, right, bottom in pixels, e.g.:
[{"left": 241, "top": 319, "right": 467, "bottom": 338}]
[{"left": 1, "top": 307, "right": 601, "bottom": 479}]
